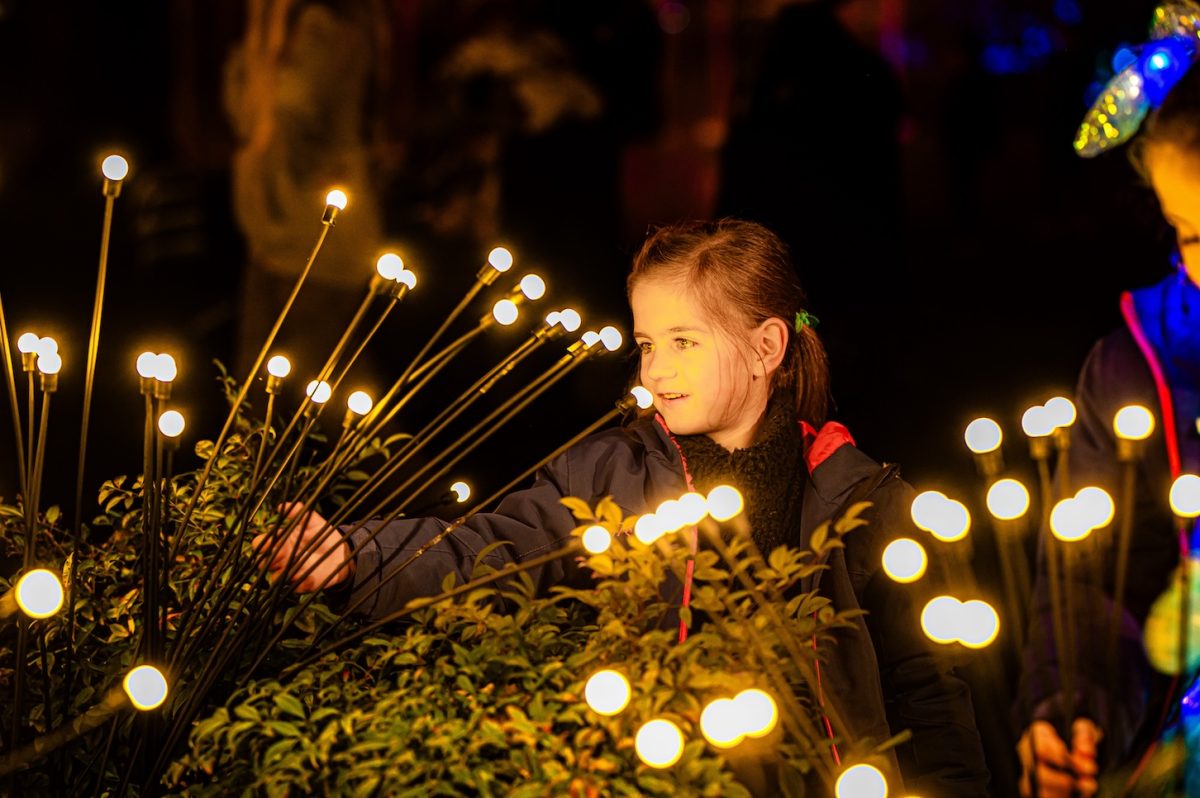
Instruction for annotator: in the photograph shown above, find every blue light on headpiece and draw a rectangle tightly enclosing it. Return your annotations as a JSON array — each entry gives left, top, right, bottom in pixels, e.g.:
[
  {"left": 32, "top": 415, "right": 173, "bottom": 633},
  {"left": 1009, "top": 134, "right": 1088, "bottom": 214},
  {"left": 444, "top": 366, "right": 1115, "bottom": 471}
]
[
  {"left": 1112, "top": 45, "right": 1139, "bottom": 72},
  {"left": 1139, "top": 35, "right": 1196, "bottom": 106}
]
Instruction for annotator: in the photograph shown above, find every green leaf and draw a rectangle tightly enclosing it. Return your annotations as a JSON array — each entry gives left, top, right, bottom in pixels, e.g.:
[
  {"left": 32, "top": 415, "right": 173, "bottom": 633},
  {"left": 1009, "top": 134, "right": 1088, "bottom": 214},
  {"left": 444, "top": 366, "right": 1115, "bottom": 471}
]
[
  {"left": 273, "top": 693, "right": 306, "bottom": 719},
  {"left": 234, "top": 704, "right": 262, "bottom": 723}
]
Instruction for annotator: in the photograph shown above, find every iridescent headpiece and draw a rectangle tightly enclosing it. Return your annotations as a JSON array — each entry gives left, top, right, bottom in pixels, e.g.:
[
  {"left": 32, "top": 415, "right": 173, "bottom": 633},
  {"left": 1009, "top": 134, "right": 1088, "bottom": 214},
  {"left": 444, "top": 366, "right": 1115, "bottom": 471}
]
[{"left": 1074, "top": 1, "right": 1200, "bottom": 157}]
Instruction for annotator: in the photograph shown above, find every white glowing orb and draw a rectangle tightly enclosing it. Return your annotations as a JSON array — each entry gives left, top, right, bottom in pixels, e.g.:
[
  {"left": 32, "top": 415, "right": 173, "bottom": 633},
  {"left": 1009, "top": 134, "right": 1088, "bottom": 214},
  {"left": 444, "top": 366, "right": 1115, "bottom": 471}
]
[
  {"left": 964, "top": 418, "right": 1002, "bottom": 454},
  {"left": 266, "top": 355, "right": 292, "bottom": 379},
  {"left": 1021, "top": 405, "right": 1055, "bottom": 438},
  {"left": 1049, "top": 498, "right": 1092, "bottom": 543},
  {"left": 634, "top": 719, "right": 684, "bottom": 768},
  {"left": 927, "top": 498, "right": 971, "bottom": 543},
  {"left": 1114, "top": 405, "right": 1155, "bottom": 441},
  {"left": 136, "top": 351, "right": 158, "bottom": 379},
  {"left": 305, "top": 380, "right": 332, "bottom": 404},
  {"left": 835, "top": 764, "right": 889, "bottom": 798},
  {"left": 733, "top": 688, "right": 778, "bottom": 738},
  {"left": 1045, "top": 396, "right": 1078, "bottom": 428},
  {"left": 910, "top": 490, "right": 947, "bottom": 532},
  {"left": 584, "top": 669, "right": 631, "bottom": 716},
  {"left": 1171, "top": 475, "right": 1200, "bottom": 518},
  {"left": 986, "top": 479, "right": 1031, "bottom": 521},
  {"left": 707, "top": 485, "right": 744, "bottom": 522},
  {"left": 580, "top": 331, "right": 601, "bottom": 349},
  {"left": 959, "top": 599, "right": 1000, "bottom": 649},
  {"left": 376, "top": 252, "right": 404, "bottom": 280},
  {"left": 492, "top": 299, "right": 519, "bottom": 326},
  {"left": 36, "top": 336, "right": 58, "bottom": 357},
  {"left": 519, "top": 273, "right": 546, "bottom": 301},
  {"left": 123, "top": 665, "right": 169, "bottom": 711},
  {"left": 598, "top": 326, "right": 623, "bottom": 351},
  {"left": 324, "top": 189, "right": 348, "bottom": 210},
  {"left": 101, "top": 154, "right": 129, "bottom": 181},
  {"left": 158, "top": 410, "right": 185, "bottom": 438},
  {"left": 557, "top": 308, "right": 582, "bottom": 332},
  {"left": 16, "top": 333, "right": 39, "bottom": 354},
  {"left": 654, "top": 499, "right": 686, "bottom": 534},
  {"left": 15, "top": 569, "right": 63, "bottom": 618},
  {"left": 629, "top": 385, "right": 653, "bottom": 410},
  {"left": 451, "top": 481, "right": 471, "bottom": 503},
  {"left": 36, "top": 352, "right": 62, "bottom": 376},
  {"left": 921, "top": 596, "right": 963, "bottom": 645},
  {"left": 677, "top": 492, "right": 708, "bottom": 525},
  {"left": 882, "top": 538, "right": 928, "bottom": 584},
  {"left": 1075, "top": 486, "right": 1115, "bottom": 529},
  {"left": 397, "top": 269, "right": 417, "bottom": 289},
  {"left": 700, "top": 698, "right": 745, "bottom": 748},
  {"left": 634, "top": 513, "right": 666, "bottom": 545},
  {"left": 153, "top": 353, "right": 177, "bottom": 382},
  {"left": 487, "top": 246, "right": 514, "bottom": 272},
  {"left": 346, "top": 390, "right": 374, "bottom": 416},
  {"left": 581, "top": 525, "right": 612, "bottom": 554}
]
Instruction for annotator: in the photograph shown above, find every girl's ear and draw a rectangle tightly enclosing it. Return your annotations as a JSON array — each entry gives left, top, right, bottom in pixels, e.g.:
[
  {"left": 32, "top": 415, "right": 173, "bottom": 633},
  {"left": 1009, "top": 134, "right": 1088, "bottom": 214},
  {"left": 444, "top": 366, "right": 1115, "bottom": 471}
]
[{"left": 751, "top": 317, "right": 790, "bottom": 378}]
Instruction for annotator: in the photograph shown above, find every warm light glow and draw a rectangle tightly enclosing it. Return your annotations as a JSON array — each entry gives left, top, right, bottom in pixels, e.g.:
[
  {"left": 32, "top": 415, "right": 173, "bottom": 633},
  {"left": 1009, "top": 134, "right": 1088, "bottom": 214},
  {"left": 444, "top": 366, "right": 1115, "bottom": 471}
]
[
  {"left": 153, "top": 353, "right": 177, "bottom": 382},
  {"left": 707, "top": 485, "right": 744, "bottom": 522},
  {"left": 584, "top": 669, "right": 631, "bottom": 716},
  {"left": 136, "top": 351, "right": 158, "bottom": 379},
  {"left": 102, "top": 154, "right": 130, "bottom": 181},
  {"left": 923, "top": 497, "right": 971, "bottom": 543},
  {"left": 1049, "top": 498, "right": 1092, "bottom": 543},
  {"left": 487, "top": 246, "right": 514, "bottom": 272},
  {"left": 1075, "top": 486, "right": 1115, "bottom": 529},
  {"left": 733, "top": 688, "right": 778, "bottom": 738},
  {"left": 451, "top": 481, "right": 471, "bottom": 503},
  {"left": 921, "top": 596, "right": 963, "bottom": 645},
  {"left": 836, "top": 764, "right": 889, "bottom": 798},
  {"left": 397, "top": 269, "right": 417, "bottom": 289},
  {"left": 654, "top": 499, "right": 686, "bottom": 533},
  {"left": 882, "top": 538, "right": 928, "bottom": 584},
  {"left": 700, "top": 698, "right": 745, "bottom": 748},
  {"left": 635, "top": 719, "right": 684, "bottom": 768},
  {"left": 1045, "top": 396, "right": 1078, "bottom": 428},
  {"left": 1114, "top": 405, "right": 1155, "bottom": 441},
  {"left": 36, "top": 352, "right": 62, "bottom": 375},
  {"left": 986, "top": 479, "right": 1031, "bottom": 521},
  {"left": 123, "top": 665, "right": 169, "bottom": 711},
  {"left": 305, "top": 380, "right": 332, "bottom": 404},
  {"left": 15, "top": 569, "right": 63, "bottom": 619},
  {"left": 959, "top": 599, "right": 1000, "bottom": 649},
  {"left": 1170, "top": 475, "right": 1200, "bottom": 519},
  {"left": 557, "top": 308, "right": 582, "bottom": 332},
  {"left": 634, "top": 513, "right": 665, "bottom": 545},
  {"left": 582, "top": 524, "right": 612, "bottom": 554},
  {"left": 325, "top": 189, "right": 348, "bottom": 210},
  {"left": 346, "top": 390, "right": 373, "bottom": 416},
  {"left": 964, "top": 418, "right": 1002, "bottom": 454},
  {"left": 376, "top": 252, "right": 404, "bottom": 280},
  {"left": 677, "top": 492, "right": 708, "bottom": 525},
  {"left": 16, "top": 333, "right": 39, "bottom": 354},
  {"left": 1021, "top": 405, "right": 1055, "bottom": 438},
  {"left": 519, "top": 274, "right": 546, "bottom": 301},
  {"left": 598, "top": 326, "right": 623, "bottom": 352},
  {"left": 492, "top": 299, "right": 519, "bottom": 326},
  {"left": 266, "top": 355, "right": 292, "bottom": 379},
  {"left": 157, "top": 410, "right": 185, "bottom": 438},
  {"left": 910, "top": 491, "right": 947, "bottom": 532},
  {"left": 580, "top": 331, "right": 601, "bottom": 349},
  {"left": 36, "top": 336, "right": 58, "bottom": 357},
  {"left": 629, "top": 385, "right": 653, "bottom": 410}
]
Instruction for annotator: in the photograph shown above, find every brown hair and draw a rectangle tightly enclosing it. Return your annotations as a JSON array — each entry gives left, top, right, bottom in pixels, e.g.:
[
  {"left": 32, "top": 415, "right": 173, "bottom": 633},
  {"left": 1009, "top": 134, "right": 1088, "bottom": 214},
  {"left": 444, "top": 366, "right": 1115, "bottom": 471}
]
[
  {"left": 627, "top": 219, "right": 831, "bottom": 426},
  {"left": 1130, "top": 62, "right": 1200, "bottom": 177}
]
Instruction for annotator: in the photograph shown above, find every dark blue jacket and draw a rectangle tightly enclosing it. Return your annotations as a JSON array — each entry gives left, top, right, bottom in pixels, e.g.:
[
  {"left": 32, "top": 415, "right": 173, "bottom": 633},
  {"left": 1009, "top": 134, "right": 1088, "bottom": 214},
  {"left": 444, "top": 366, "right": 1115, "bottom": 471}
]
[{"left": 345, "top": 414, "right": 990, "bottom": 795}]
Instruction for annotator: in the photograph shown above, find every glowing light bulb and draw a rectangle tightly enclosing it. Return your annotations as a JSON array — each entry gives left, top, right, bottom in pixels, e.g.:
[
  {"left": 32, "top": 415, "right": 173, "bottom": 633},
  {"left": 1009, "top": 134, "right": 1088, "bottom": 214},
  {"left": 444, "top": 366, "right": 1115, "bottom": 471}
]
[
  {"left": 519, "top": 274, "right": 546, "bottom": 300},
  {"left": 376, "top": 253, "right": 404, "bottom": 280},
  {"left": 733, "top": 688, "right": 778, "bottom": 738},
  {"left": 580, "top": 331, "right": 601, "bottom": 348},
  {"left": 492, "top": 299, "right": 519, "bottom": 326},
  {"left": 964, "top": 418, "right": 1002, "bottom": 454},
  {"left": 655, "top": 499, "right": 688, "bottom": 534},
  {"left": 157, "top": 410, "right": 185, "bottom": 438},
  {"left": 582, "top": 524, "right": 612, "bottom": 554},
  {"left": 910, "top": 491, "right": 947, "bottom": 532},
  {"left": 598, "top": 326, "right": 623, "bottom": 352},
  {"left": 882, "top": 538, "right": 928, "bottom": 584},
  {"left": 707, "top": 485, "right": 744, "bottom": 522},
  {"left": 921, "top": 596, "right": 963, "bottom": 645},
  {"left": 488, "top": 247, "right": 514, "bottom": 272},
  {"left": 15, "top": 569, "right": 63, "bottom": 618},
  {"left": 927, "top": 498, "right": 970, "bottom": 543},
  {"left": 153, "top": 354, "right": 177, "bottom": 382},
  {"left": 959, "top": 599, "right": 1000, "bottom": 649},
  {"left": 630, "top": 385, "right": 653, "bottom": 410},
  {"left": 101, "top": 154, "right": 130, "bottom": 181},
  {"left": 700, "top": 698, "right": 745, "bottom": 748},
  {"left": 451, "top": 481, "right": 471, "bottom": 503},
  {"left": 557, "top": 308, "right": 582, "bottom": 332},
  {"left": 325, "top": 189, "right": 348, "bottom": 210},
  {"left": 835, "top": 764, "right": 889, "bottom": 798},
  {"left": 305, "top": 380, "right": 332, "bottom": 404},
  {"left": 123, "top": 665, "right": 169, "bottom": 711},
  {"left": 986, "top": 479, "right": 1031, "bottom": 521},
  {"left": 635, "top": 719, "right": 684, "bottom": 768},
  {"left": 1045, "top": 396, "right": 1077, "bottom": 428},
  {"left": 634, "top": 513, "right": 665, "bottom": 545},
  {"left": 36, "top": 337, "right": 58, "bottom": 357},
  {"left": 584, "top": 669, "right": 631, "bottom": 716},
  {"left": 136, "top": 352, "right": 158, "bottom": 379},
  {"left": 1021, "top": 405, "right": 1055, "bottom": 438},
  {"left": 677, "top": 492, "right": 708, "bottom": 525},
  {"left": 397, "top": 269, "right": 417, "bottom": 289},
  {"left": 1150, "top": 50, "right": 1171, "bottom": 71},
  {"left": 1114, "top": 405, "right": 1155, "bottom": 441},
  {"left": 346, "top": 390, "right": 373, "bottom": 416},
  {"left": 1170, "top": 475, "right": 1200, "bottom": 519},
  {"left": 36, "top": 352, "right": 62, "bottom": 375},
  {"left": 16, "top": 333, "right": 39, "bottom": 354},
  {"left": 1049, "top": 498, "right": 1092, "bottom": 543},
  {"left": 1075, "top": 486, "right": 1115, "bottom": 528},
  {"left": 267, "top": 355, "right": 292, "bottom": 379}
]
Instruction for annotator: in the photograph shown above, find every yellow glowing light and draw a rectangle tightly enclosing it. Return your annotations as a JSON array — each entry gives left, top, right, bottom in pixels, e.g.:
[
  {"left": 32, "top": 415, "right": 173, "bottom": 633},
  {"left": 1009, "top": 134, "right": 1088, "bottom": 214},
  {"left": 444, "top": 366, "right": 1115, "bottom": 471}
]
[
  {"left": 1114, "top": 405, "right": 1155, "bottom": 441},
  {"left": 700, "top": 698, "right": 746, "bottom": 749},
  {"left": 136, "top": 351, "right": 158, "bottom": 379},
  {"left": 1045, "top": 396, "right": 1078, "bottom": 428},
  {"left": 881, "top": 538, "right": 928, "bottom": 584},
  {"left": 492, "top": 299, "right": 519, "bottom": 326},
  {"left": 451, "top": 481, "right": 471, "bottom": 503},
  {"left": 733, "top": 688, "right": 778, "bottom": 738},
  {"left": 598, "top": 326, "right": 623, "bottom": 352},
  {"left": 36, "top": 352, "right": 62, "bottom": 375},
  {"left": 305, "top": 380, "right": 332, "bottom": 404},
  {"left": 157, "top": 410, "right": 185, "bottom": 438},
  {"left": 36, "top": 336, "right": 58, "bottom": 357},
  {"left": 630, "top": 385, "right": 653, "bottom": 410},
  {"left": 266, "top": 355, "right": 292, "bottom": 379},
  {"left": 1050, "top": 498, "right": 1092, "bottom": 543},
  {"left": 921, "top": 596, "right": 963, "bottom": 645},
  {"left": 634, "top": 513, "right": 666, "bottom": 545},
  {"left": 102, "top": 154, "right": 130, "bottom": 181},
  {"left": 959, "top": 599, "right": 1000, "bottom": 649},
  {"left": 153, "top": 353, "right": 177, "bottom": 382},
  {"left": 584, "top": 669, "right": 631, "bottom": 716},
  {"left": 325, "top": 189, "right": 348, "bottom": 210},
  {"left": 557, "top": 308, "right": 582, "bottom": 332},
  {"left": 677, "top": 492, "right": 708, "bottom": 526},
  {"left": 376, "top": 253, "right": 404, "bottom": 280},
  {"left": 836, "top": 764, "right": 889, "bottom": 798},
  {"left": 123, "top": 665, "right": 169, "bottom": 711},
  {"left": 519, "top": 274, "right": 546, "bottom": 301},
  {"left": 15, "top": 569, "right": 63, "bottom": 619},
  {"left": 1021, "top": 405, "right": 1055, "bottom": 438},
  {"left": 1170, "top": 475, "right": 1200, "bottom": 518},
  {"left": 635, "top": 719, "right": 685, "bottom": 768},
  {"left": 1075, "top": 486, "right": 1115, "bottom": 529},
  {"left": 986, "top": 479, "right": 1031, "bottom": 521},
  {"left": 397, "top": 269, "right": 417, "bottom": 289},
  {"left": 346, "top": 390, "right": 373, "bottom": 416},
  {"left": 910, "top": 490, "right": 947, "bottom": 532},
  {"left": 581, "top": 524, "right": 612, "bottom": 554},
  {"left": 707, "top": 485, "right": 744, "bottom": 522},
  {"left": 16, "top": 333, "right": 39, "bottom": 354},
  {"left": 964, "top": 418, "right": 1002, "bottom": 454},
  {"left": 927, "top": 498, "right": 970, "bottom": 543},
  {"left": 487, "top": 246, "right": 514, "bottom": 272}
]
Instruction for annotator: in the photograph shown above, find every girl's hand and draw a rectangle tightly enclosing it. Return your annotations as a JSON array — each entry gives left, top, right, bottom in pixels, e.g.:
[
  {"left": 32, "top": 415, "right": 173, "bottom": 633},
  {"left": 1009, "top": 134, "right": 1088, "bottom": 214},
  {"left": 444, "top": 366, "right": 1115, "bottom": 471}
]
[
  {"left": 1017, "top": 718, "right": 1101, "bottom": 798},
  {"left": 253, "top": 504, "right": 355, "bottom": 592}
]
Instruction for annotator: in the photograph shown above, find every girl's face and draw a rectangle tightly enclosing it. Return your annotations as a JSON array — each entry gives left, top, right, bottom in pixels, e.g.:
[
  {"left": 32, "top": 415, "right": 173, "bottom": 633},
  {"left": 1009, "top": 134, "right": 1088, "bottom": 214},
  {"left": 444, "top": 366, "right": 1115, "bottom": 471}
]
[
  {"left": 1146, "top": 142, "right": 1200, "bottom": 285},
  {"left": 630, "top": 276, "right": 776, "bottom": 451}
]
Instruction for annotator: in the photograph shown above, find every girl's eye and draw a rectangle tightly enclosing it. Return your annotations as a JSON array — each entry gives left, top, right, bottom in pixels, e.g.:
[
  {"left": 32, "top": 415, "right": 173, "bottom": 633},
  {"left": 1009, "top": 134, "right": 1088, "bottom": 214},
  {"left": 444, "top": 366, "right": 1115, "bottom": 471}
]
[
  {"left": 637, "top": 341, "right": 654, "bottom": 354},
  {"left": 674, "top": 338, "right": 696, "bottom": 350}
]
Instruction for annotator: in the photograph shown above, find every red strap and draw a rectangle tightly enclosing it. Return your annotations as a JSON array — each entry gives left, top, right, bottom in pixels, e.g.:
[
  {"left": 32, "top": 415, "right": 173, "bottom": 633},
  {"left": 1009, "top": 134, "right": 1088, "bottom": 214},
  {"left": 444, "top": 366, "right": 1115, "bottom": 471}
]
[{"left": 800, "top": 420, "right": 856, "bottom": 472}]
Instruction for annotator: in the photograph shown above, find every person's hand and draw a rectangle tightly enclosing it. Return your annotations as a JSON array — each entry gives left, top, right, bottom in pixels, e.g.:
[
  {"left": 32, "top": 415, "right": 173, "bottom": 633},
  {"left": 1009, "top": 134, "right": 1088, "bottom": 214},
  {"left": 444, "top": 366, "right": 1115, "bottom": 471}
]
[
  {"left": 252, "top": 503, "right": 355, "bottom": 592},
  {"left": 1017, "top": 718, "right": 1102, "bottom": 797}
]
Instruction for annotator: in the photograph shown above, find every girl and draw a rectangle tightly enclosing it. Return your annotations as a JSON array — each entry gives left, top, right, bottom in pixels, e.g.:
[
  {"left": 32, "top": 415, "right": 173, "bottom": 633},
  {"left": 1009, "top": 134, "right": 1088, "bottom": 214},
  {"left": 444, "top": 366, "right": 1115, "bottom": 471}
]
[{"left": 268, "top": 218, "right": 990, "bottom": 795}]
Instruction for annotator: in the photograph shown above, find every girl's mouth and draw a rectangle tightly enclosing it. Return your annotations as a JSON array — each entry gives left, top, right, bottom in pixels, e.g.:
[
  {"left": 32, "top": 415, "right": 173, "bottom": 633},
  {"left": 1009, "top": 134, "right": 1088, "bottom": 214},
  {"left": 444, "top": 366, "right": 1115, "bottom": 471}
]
[{"left": 659, "top": 392, "right": 688, "bottom": 403}]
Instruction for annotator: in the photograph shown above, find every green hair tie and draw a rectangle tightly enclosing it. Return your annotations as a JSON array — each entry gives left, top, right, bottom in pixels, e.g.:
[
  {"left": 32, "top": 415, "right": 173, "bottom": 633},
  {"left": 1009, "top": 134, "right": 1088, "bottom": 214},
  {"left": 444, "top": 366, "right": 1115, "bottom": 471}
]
[{"left": 794, "top": 310, "right": 819, "bottom": 332}]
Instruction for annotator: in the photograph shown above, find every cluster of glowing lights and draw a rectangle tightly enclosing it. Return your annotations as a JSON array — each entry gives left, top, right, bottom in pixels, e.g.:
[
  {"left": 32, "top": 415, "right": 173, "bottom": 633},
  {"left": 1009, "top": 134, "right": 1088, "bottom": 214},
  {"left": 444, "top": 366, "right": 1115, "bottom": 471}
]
[
  {"left": 1170, "top": 474, "right": 1200, "bottom": 518},
  {"left": 1049, "top": 487, "right": 1115, "bottom": 542},
  {"left": 158, "top": 410, "right": 186, "bottom": 438},
  {"left": 835, "top": 764, "right": 889, "bottom": 798},
  {"left": 15, "top": 569, "right": 64, "bottom": 619},
  {"left": 101, "top": 154, "right": 130, "bottom": 181},
  {"left": 1114, "top": 404, "right": 1155, "bottom": 441},
  {"left": 699, "top": 688, "right": 779, "bottom": 749},
  {"left": 375, "top": 253, "right": 417, "bottom": 289},
  {"left": 881, "top": 538, "right": 928, "bottom": 584},
  {"left": 19, "top": 333, "right": 62, "bottom": 374},
  {"left": 266, "top": 354, "right": 292, "bottom": 379},
  {"left": 986, "top": 478, "right": 1031, "bottom": 521},
  {"left": 136, "top": 351, "right": 178, "bottom": 382},
  {"left": 921, "top": 596, "right": 1000, "bottom": 649},
  {"left": 488, "top": 246, "right": 514, "bottom": 273},
  {"left": 910, "top": 491, "right": 970, "bottom": 542},
  {"left": 584, "top": 669, "right": 631, "bottom": 716},
  {"left": 634, "top": 719, "right": 685, "bottom": 768},
  {"left": 451, "top": 481, "right": 471, "bottom": 503},
  {"left": 631, "top": 486, "right": 742, "bottom": 546},
  {"left": 545, "top": 308, "right": 583, "bottom": 333},
  {"left": 123, "top": 665, "right": 169, "bottom": 711},
  {"left": 305, "top": 380, "right": 333, "bottom": 404},
  {"left": 325, "top": 189, "right": 348, "bottom": 211},
  {"left": 346, "top": 390, "right": 374, "bottom": 416},
  {"left": 963, "top": 417, "right": 1002, "bottom": 454},
  {"left": 1021, "top": 396, "right": 1076, "bottom": 438}
]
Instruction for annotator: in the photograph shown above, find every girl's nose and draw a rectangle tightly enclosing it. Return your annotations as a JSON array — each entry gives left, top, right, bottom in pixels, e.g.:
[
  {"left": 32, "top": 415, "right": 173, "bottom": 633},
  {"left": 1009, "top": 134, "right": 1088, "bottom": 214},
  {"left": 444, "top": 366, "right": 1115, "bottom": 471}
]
[{"left": 644, "top": 354, "right": 675, "bottom": 381}]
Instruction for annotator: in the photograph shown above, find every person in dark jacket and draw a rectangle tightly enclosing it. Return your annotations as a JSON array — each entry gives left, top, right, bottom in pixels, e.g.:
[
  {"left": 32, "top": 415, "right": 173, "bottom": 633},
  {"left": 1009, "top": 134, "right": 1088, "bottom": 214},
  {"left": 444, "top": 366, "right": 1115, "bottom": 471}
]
[
  {"left": 264, "top": 218, "right": 990, "bottom": 795},
  {"left": 1017, "top": 6, "right": 1200, "bottom": 795}
]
